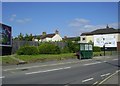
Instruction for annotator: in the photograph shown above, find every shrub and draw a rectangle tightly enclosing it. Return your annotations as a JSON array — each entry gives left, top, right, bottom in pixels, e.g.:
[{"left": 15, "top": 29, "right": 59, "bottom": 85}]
[
  {"left": 66, "top": 41, "right": 80, "bottom": 53},
  {"left": 38, "top": 43, "right": 61, "bottom": 54},
  {"left": 17, "top": 45, "right": 39, "bottom": 55},
  {"left": 61, "top": 46, "right": 70, "bottom": 53},
  {"left": 93, "top": 46, "right": 101, "bottom": 52}
]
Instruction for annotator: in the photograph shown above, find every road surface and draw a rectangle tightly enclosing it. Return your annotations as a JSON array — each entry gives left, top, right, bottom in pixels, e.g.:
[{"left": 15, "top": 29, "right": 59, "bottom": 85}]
[{"left": 2, "top": 55, "right": 120, "bottom": 85}]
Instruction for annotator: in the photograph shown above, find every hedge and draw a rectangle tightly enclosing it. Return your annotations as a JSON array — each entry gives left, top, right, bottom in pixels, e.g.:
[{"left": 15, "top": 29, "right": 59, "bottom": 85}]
[
  {"left": 17, "top": 45, "right": 39, "bottom": 55},
  {"left": 93, "top": 46, "right": 101, "bottom": 52},
  {"left": 38, "top": 43, "right": 61, "bottom": 54}
]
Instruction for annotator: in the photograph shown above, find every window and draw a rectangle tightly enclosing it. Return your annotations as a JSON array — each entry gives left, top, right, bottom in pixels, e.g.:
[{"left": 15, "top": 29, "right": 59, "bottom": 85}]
[
  {"left": 85, "top": 44, "right": 88, "bottom": 50},
  {"left": 89, "top": 45, "right": 92, "bottom": 50},
  {"left": 82, "top": 37, "right": 86, "bottom": 41},
  {"left": 80, "top": 44, "right": 84, "bottom": 50}
]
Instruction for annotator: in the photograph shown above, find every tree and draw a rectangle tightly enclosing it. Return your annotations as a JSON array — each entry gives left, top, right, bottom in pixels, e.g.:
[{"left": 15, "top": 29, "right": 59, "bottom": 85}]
[
  {"left": 24, "top": 33, "right": 29, "bottom": 41},
  {"left": 28, "top": 34, "right": 33, "bottom": 41},
  {"left": 66, "top": 40, "right": 79, "bottom": 53},
  {"left": 74, "top": 37, "right": 80, "bottom": 42},
  {"left": 13, "top": 37, "right": 18, "bottom": 40},
  {"left": 18, "top": 33, "right": 24, "bottom": 40},
  {"left": 88, "top": 40, "right": 93, "bottom": 44},
  {"left": 36, "top": 36, "right": 41, "bottom": 41}
]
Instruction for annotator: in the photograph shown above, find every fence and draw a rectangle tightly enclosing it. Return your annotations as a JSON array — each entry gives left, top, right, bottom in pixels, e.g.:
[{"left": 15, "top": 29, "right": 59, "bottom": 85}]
[{"left": 12, "top": 41, "right": 67, "bottom": 54}]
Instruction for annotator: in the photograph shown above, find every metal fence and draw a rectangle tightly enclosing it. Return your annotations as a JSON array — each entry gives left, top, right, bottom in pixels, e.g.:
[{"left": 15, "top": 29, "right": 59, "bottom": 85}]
[{"left": 12, "top": 41, "right": 67, "bottom": 54}]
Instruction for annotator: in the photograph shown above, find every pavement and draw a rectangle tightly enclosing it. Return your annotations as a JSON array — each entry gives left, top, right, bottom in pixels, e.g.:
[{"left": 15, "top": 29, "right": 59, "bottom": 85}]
[
  {"left": 103, "top": 70, "right": 119, "bottom": 84},
  {"left": 1, "top": 55, "right": 120, "bottom": 85},
  {"left": 95, "top": 69, "right": 119, "bottom": 86}
]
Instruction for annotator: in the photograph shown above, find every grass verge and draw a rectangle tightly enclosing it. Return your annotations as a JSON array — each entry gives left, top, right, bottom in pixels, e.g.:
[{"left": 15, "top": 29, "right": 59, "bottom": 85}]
[
  {"left": 1, "top": 53, "right": 76, "bottom": 65},
  {"left": 1, "top": 55, "right": 19, "bottom": 65},
  {"left": 16, "top": 53, "right": 76, "bottom": 63},
  {"left": 1, "top": 51, "right": 117, "bottom": 65}
]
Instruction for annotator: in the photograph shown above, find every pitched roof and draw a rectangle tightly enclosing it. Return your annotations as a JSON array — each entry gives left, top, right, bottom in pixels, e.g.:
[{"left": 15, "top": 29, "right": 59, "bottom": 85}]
[
  {"left": 33, "top": 33, "right": 56, "bottom": 39},
  {"left": 81, "top": 27, "right": 120, "bottom": 36},
  {"left": 40, "top": 33, "right": 56, "bottom": 39}
]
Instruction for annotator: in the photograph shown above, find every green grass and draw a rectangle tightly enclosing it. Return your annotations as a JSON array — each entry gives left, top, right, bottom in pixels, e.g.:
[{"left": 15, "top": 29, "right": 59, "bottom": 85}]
[
  {"left": 93, "top": 51, "right": 117, "bottom": 56},
  {"left": 16, "top": 53, "right": 76, "bottom": 63},
  {"left": 0, "top": 55, "right": 18, "bottom": 65},
  {"left": 1, "top": 53, "right": 76, "bottom": 65}
]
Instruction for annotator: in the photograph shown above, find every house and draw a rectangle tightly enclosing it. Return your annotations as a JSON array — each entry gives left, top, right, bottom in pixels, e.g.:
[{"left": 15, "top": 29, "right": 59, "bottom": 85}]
[
  {"left": 33, "top": 30, "right": 62, "bottom": 42},
  {"left": 80, "top": 25, "right": 120, "bottom": 48}
]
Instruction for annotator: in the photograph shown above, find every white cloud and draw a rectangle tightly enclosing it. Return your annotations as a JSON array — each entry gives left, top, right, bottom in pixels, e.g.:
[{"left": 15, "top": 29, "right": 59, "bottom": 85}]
[
  {"left": 16, "top": 18, "right": 31, "bottom": 23},
  {"left": 68, "top": 18, "right": 118, "bottom": 36},
  {"left": 12, "top": 14, "right": 16, "bottom": 17},
  {"left": 9, "top": 14, "right": 31, "bottom": 24},
  {"left": 109, "top": 23, "right": 118, "bottom": 28},
  {"left": 9, "top": 18, "right": 14, "bottom": 21},
  {"left": 9, "top": 14, "right": 16, "bottom": 21},
  {"left": 69, "top": 18, "right": 90, "bottom": 27}
]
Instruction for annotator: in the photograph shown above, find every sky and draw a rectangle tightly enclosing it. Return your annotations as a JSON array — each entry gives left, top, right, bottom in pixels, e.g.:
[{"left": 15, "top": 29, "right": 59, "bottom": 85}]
[{"left": 2, "top": 2, "right": 118, "bottom": 38}]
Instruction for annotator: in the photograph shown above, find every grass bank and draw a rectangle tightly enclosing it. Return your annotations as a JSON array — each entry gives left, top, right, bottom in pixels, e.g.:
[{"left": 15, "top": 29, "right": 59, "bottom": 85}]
[
  {"left": 1, "top": 53, "right": 76, "bottom": 65},
  {"left": 1, "top": 51, "right": 117, "bottom": 65},
  {"left": 16, "top": 53, "right": 76, "bottom": 63},
  {"left": 1, "top": 55, "right": 18, "bottom": 65}
]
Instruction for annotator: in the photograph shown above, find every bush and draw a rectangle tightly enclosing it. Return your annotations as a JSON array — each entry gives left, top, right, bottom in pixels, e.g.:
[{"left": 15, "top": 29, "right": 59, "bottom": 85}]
[
  {"left": 38, "top": 43, "right": 61, "bottom": 54},
  {"left": 61, "top": 46, "right": 70, "bottom": 53},
  {"left": 17, "top": 45, "right": 39, "bottom": 55},
  {"left": 93, "top": 46, "right": 101, "bottom": 52},
  {"left": 66, "top": 41, "right": 80, "bottom": 53}
]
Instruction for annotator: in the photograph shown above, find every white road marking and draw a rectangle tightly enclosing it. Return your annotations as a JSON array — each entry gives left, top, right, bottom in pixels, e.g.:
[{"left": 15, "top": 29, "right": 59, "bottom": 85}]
[
  {"left": 4, "top": 65, "right": 40, "bottom": 71},
  {"left": 25, "top": 67, "right": 71, "bottom": 75},
  {"left": 82, "top": 78, "right": 94, "bottom": 83},
  {"left": 84, "top": 62, "right": 101, "bottom": 66},
  {"left": 4, "top": 57, "right": 117, "bottom": 72},
  {"left": 93, "top": 81, "right": 98, "bottom": 85},
  {"left": 103, "top": 61, "right": 107, "bottom": 62},
  {"left": 101, "top": 73, "right": 111, "bottom": 77},
  {"left": 0, "top": 76, "right": 5, "bottom": 79},
  {"left": 3, "top": 61, "right": 77, "bottom": 71},
  {"left": 3, "top": 59, "right": 93, "bottom": 72},
  {"left": 113, "top": 59, "right": 118, "bottom": 61},
  {"left": 116, "top": 70, "right": 120, "bottom": 73},
  {"left": 97, "top": 70, "right": 119, "bottom": 85}
]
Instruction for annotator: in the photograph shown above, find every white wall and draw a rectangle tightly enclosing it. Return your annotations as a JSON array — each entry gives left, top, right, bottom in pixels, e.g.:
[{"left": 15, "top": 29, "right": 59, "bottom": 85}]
[
  {"left": 52, "top": 34, "right": 62, "bottom": 41},
  {"left": 80, "top": 36, "right": 87, "bottom": 43},
  {"left": 42, "top": 38, "right": 52, "bottom": 42},
  {"left": 34, "top": 39, "right": 39, "bottom": 42}
]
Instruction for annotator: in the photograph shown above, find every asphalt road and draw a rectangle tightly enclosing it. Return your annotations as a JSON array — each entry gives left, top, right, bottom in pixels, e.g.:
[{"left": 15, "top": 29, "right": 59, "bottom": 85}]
[{"left": 2, "top": 55, "right": 119, "bottom": 85}]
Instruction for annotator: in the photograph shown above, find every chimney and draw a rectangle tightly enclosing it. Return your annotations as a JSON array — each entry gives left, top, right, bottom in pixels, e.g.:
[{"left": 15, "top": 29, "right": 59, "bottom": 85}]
[
  {"left": 106, "top": 24, "right": 109, "bottom": 28},
  {"left": 55, "top": 30, "right": 59, "bottom": 34},
  {"left": 42, "top": 32, "right": 46, "bottom": 36}
]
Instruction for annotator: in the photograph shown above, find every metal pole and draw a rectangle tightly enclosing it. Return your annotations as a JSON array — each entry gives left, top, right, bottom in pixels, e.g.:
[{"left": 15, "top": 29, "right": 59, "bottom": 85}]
[
  {"left": 104, "top": 44, "right": 105, "bottom": 56},
  {"left": 104, "top": 45, "right": 105, "bottom": 56}
]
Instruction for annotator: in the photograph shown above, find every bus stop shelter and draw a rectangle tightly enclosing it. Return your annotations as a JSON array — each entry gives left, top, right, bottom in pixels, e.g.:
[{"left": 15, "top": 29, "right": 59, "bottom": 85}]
[{"left": 80, "top": 43, "right": 93, "bottom": 59}]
